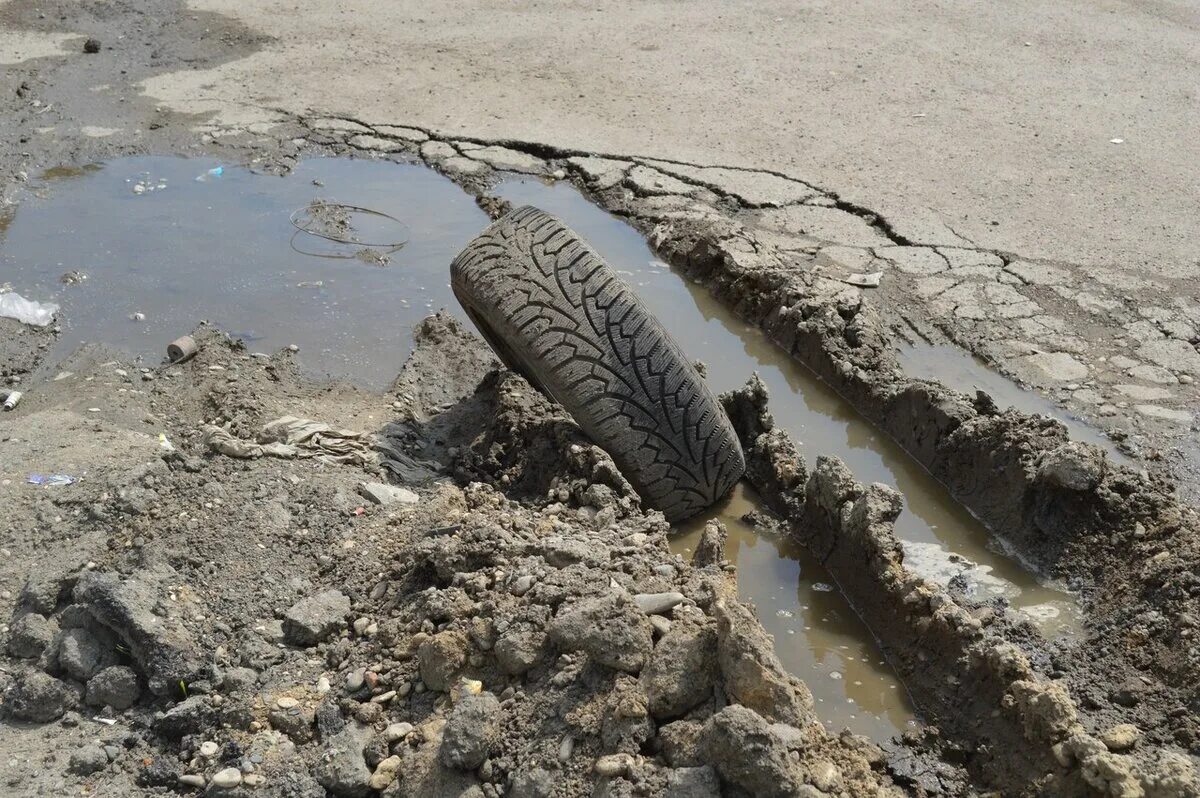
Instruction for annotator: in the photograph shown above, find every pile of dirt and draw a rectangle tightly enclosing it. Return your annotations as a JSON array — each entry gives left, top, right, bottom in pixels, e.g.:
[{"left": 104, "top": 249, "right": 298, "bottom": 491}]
[{"left": 0, "top": 316, "right": 898, "bottom": 797}]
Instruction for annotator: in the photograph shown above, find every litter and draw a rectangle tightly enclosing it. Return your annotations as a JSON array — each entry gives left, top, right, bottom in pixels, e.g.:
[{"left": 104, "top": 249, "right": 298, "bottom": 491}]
[
  {"left": 203, "top": 415, "right": 375, "bottom": 466},
  {"left": 0, "top": 291, "right": 59, "bottom": 327},
  {"left": 28, "top": 474, "right": 76, "bottom": 486},
  {"left": 2, "top": 390, "right": 21, "bottom": 410},
  {"left": 843, "top": 271, "right": 883, "bottom": 288},
  {"left": 158, "top": 433, "right": 175, "bottom": 452},
  {"left": 167, "top": 335, "right": 198, "bottom": 363},
  {"left": 194, "top": 165, "right": 224, "bottom": 182}
]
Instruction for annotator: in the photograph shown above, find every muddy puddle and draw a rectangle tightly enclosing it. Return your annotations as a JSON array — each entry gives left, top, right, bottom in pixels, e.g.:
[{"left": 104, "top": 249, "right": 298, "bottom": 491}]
[
  {"left": 0, "top": 156, "right": 488, "bottom": 387},
  {"left": 2, "top": 156, "right": 1093, "bottom": 741}
]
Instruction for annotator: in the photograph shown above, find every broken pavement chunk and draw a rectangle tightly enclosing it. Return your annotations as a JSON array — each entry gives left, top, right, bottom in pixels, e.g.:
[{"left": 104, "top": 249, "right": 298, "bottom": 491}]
[
  {"left": 72, "top": 567, "right": 204, "bottom": 697},
  {"left": 357, "top": 481, "right": 418, "bottom": 506},
  {"left": 283, "top": 589, "right": 351, "bottom": 646}
]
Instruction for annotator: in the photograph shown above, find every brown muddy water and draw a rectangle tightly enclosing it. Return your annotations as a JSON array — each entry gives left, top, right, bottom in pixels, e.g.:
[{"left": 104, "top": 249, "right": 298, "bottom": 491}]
[{"left": 2, "top": 157, "right": 1101, "bottom": 740}]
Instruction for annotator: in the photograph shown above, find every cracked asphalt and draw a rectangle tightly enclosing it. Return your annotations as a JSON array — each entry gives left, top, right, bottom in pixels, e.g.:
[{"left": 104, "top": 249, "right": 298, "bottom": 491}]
[{"left": 1, "top": 0, "right": 1198, "bottom": 483}]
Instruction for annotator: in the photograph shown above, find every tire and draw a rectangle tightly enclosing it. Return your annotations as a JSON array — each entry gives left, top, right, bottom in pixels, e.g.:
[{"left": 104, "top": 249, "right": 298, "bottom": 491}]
[{"left": 450, "top": 205, "right": 745, "bottom": 521}]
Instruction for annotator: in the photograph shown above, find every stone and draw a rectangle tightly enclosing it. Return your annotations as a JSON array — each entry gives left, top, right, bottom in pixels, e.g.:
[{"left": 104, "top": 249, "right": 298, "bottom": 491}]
[
  {"left": 494, "top": 627, "right": 546, "bottom": 675},
  {"left": 153, "top": 696, "right": 217, "bottom": 739},
  {"left": 199, "top": 741, "right": 219, "bottom": 757},
  {"left": 641, "top": 623, "right": 717, "bottom": 720},
  {"left": 178, "top": 774, "right": 206, "bottom": 788},
  {"left": 314, "top": 724, "right": 372, "bottom": 798},
  {"left": 1037, "top": 442, "right": 1107, "bottom": 491},
  {"left": 283, "top": 590, "right": 351, "bottom": 646},
  {"left": 7, "top": 613, "right": 57, "bottom": 658},
  {"left": 357, "top": 482, "right": 419, "bottom": 506},
  {"left": 1100, "top": 724, "right": 1141, "bottom": 752},
  {"left": 69, "top": 743, "right": 108, "bottom": 775},
  {"left": 59, "top": 627, "right": 116, "bottom": 681},
  {"left": 4, "top": 671, "right": 78, "bottom": 722},
  {"left": 73, "top": 567, "right": 203, "bottom": 696},
  {"left": 383, "top": 722, "right": 413, "bottom": 742},
  {"left": 86, "top": 665, "right": 141, "bottom": 709},
  {"left": 700, "top": 705, "right": 801, "bottom": 798},
  {"left": 440, "top": 692, "right": 501, "bottom": 770},
  {"left": 714, "top": 600, "right": 812, "bottom": 726},
  {"left": 368, "top": 756, "right": 401, "bottom": 790},
  {"left": 692, "top": 520, "right": 727, "bottom": 567},
  {"left": 210, "top": 768, "right": 242, "bottom": 789},
  {"left": 633, "top": 592, "right": 685, "bottom": 615},
  {"left": 658, "top": 721, "right": 704, "bottom": 767},
  {"left": 417, "top": 630, "right": 469, "bottom": 691},
  {"left": 665, "top": 766, "right": 721, "bottom": 798},
  {"left": 1020, "top": 351, "right": 1089, "bottom": 382},
  {"left": 16, "top": 569, "right": 77, "bottom": 616},
  {"left": 548, "top": 591, "right": 654, "bottom": 673}
]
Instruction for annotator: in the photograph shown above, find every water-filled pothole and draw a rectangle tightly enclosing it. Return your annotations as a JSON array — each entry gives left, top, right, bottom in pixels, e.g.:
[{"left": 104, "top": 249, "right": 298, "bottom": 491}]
[{"left": 3, "top": 156, "right": 1099, "bottom": 741}]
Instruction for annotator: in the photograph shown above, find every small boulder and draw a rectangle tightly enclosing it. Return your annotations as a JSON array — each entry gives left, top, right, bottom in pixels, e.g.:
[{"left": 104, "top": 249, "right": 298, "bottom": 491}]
[
  {"left": 283, "top": 590, "right": 351, "bottom": 646},
  {"left": 418, "top": 630, "right": 469, "bottom": 691},
  {"left": 314, "top": 724, "right": 372, "bottom": 798},
  {"left": 4, "top": 671, "right": 79, "bottom": 722},
  {"left": 69, "top": 743, "right": 109, "bottom": 775},
  {"left": 548, "top": 591, "right": 653, "bottom": 673},
  {"left": 86, "top": 665, "right": 141, "bottom": 709},
  {"left": 59, "top": 627, "right": 117, "bottom": 681},
  {"left": 7, "top": 613, "right": 58, "bottom": 659},
  {"left": 700, "top": 705, "right": 801, "bottom": 798},
  {"left": 641, "top": 622, "right": 717, "bottom": 720},
  {"left": 440, "top": 692, "right": 501, "bottom": 770},
  {"left": 1037, "top": 441, "right": 1106, "bottom": 491}
]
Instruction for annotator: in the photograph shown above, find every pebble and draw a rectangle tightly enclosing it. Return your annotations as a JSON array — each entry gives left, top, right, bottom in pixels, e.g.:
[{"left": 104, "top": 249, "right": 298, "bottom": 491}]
[
  {"left": 210, "top": 767, "right": 242, "bottom": 788},
  {"left": 345, "top": 670, "right": 365, "bottom": 692},
  {"left": 199, "top": 741, "right": 219, "bottom": 758},
  {"left": 1100, "top": 723, "right": 1141, "bottom": 752},
  {"left": 384, "top": 722, "right": 413, "bottom": 742},
  {"left": 244, "top": 774, "right": 266, "bottom": 787},
  {"left": 558, "top": 735, "right": 574, "bottom": 761},
  {"left": 178, "top": 774, "right": 205, "bottom": 787},
  {"left": 510, "top": 575, "right": 534, "bottom": 596},
  {"left": 371, "top": 690, "right": 397, "bottom": 703},
  {"left": 634, "top": 591, "right": 685, "bottom": 615},
  {"left": 316, "top": 676, "right": 331, "bottom": 694},
  {"left": 594, "top": 754, "right": 633, "bottom": 778},
  {"left": 276, "top": 696, "right": 300, "bottom": 709}
]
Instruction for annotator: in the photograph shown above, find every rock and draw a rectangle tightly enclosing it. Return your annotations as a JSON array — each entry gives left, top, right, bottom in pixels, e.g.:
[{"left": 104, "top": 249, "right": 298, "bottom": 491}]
[
  {"left": 368, "top": 755, "right": 401, "bottom": 790},
  {"left": 509, "top": 575, "right": 534, "bottom": 596},
  {"left": 807, "top": 760, "right": 842, "bottom": 792},
  {"left": 548, "top": 592, "right": 654, "bottom": 673},
  {"left": 633, "top": 592, "right": 686, "bottom": 615},
  {"left": 383, "top": 722, "right": 413, "bottom": 742},
  {"left": 658, "top": 721, "right": 704, "bottom": 767},
  {"left": 4, "top": 671, "right": 78, "bottom": 722},
  {"left": 283, "top": 590, "right": 351, "bottom": 646},
  {"left": 314, "top": 724, "right": 372, "bottom": 798},
  {"left": 83, "top": 37, "right": 101, "bottom": 53},
  {"left": 69, "top": 743, "right": 109, "bottom": 775},
  {"left": 440, "top": 692, "right": 501, "bottom": 770},
  {"left": 1037, "top": 442, "right": 1106, "bottom": 491},
  {"left": 357, "top": 482, "right": 419, "bottom": 506},
  {"left": 594, "top": 753, "right": 635, "bottom": 778},
  {"left": 59, "top": 627, "right": 117, "bottom": 681},
  {"left": 7, "top": 613, "right": 57, "bottom": 658},
  {"left": 199, "top": 741, "right": 219, "bottom": 758},
  {"left": 641, "top": 622, "right": 717, "bottom": 719},
  {"left": 700, "top": 705, "right": 801, "bottom": 798},
  {"left": 509, "top": 767, "right": 557, "bottom": 798},
  {"left": 665, "top": 766, "right": 721, "bottom": 798},
  {"left": 178, "top": 774, "right": 206, "bottom": 788},
  {"left": 16, "top": 569, "right": 77, "bottom": 616},
  {"left": 1100, "top": 723, "right": 1140, "bottom": 752},
  {"left": 494, "top": 627, "right": 546, "bottom": 675},
  {"left": 692, "top": 520, "right": 727, "bottom": 567},
  {"left": 73, "top": 567, "right": 203, "bottom": 696},
  {"left": 714, "top": 600, "right": 813, "bottom": 726},
  {"left": 210, "top": 768, "right": 242, "bottom": 789},
  {"left": 153, "top": 696, "right": 217, "bottom": 739},
  {"left": 86, "top": 665, "right": 141, "bottom": 709},
  {"left": 417, "top": 630, "right": 469, "bottom": 691},
  {"left": 220, "top": 666, "right": 259, "bottom": 693}
]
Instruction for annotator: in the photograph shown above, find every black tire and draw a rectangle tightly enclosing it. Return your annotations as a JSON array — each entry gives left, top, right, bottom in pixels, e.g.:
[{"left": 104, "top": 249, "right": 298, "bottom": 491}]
[{"left": 450, "top": 205, "right": 745, "bottom": 521}]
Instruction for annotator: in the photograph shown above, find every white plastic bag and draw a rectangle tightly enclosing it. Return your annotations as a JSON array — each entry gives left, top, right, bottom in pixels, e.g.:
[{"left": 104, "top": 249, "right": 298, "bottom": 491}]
[{"left": 0, "top": 291, "right": 59, "bottom": 326}]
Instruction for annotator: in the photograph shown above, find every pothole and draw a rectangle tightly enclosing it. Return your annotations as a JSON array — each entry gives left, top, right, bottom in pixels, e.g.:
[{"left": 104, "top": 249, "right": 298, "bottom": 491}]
[{"left": 2, "top": 156, "right": 1096, "bottom": 743}]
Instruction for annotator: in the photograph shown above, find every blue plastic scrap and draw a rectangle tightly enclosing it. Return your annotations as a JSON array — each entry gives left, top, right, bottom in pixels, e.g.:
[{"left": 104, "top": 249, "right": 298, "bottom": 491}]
[{"left": 28, "top": 474, "right": 76, "bottom": 486}]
